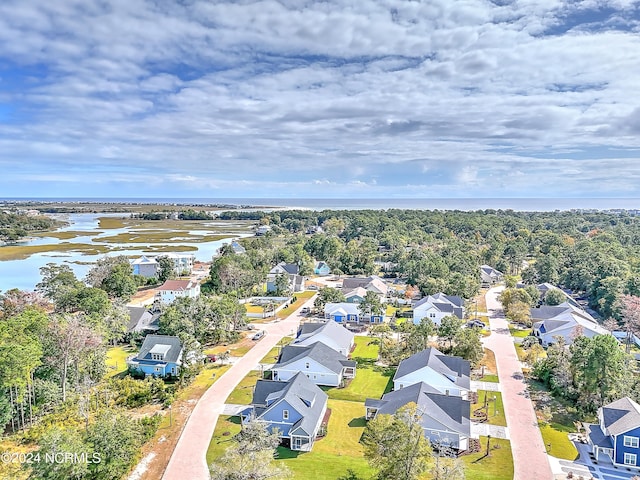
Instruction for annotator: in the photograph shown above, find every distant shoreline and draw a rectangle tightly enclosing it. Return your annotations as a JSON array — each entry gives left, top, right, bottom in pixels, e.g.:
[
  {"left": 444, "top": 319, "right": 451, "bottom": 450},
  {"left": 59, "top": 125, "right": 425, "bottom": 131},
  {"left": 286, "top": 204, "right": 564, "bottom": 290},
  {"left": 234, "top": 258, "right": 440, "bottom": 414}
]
[{"left": 1, "top": 197, "right": 639, "bottom": 212}]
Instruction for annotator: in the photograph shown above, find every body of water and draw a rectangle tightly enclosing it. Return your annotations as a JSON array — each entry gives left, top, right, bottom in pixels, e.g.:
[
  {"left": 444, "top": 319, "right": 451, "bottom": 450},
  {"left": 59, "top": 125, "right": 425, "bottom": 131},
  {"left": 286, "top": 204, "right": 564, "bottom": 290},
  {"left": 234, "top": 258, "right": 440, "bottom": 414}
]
[
  {"left": 0, "top": 213, "right": 249, "bottom": 292},
  {"left": 3, "top": 197, "right": 640, "bottom": 211}
]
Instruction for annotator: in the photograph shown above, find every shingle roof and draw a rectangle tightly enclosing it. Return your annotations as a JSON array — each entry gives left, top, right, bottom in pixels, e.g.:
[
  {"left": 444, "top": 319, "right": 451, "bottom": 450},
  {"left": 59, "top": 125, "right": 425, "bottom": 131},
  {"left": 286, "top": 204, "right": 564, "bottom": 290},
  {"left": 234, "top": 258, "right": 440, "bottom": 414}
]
[
  {"left": 275, "top": 343, "right": 354, "bottom": 375},
  {"left": 127, "top": 306, "right": 160, "bottom": 333},
  {"left": 367, "top": 382, "right": 471, "bottom": 437},
  {"left": 394, "top": 347, "right": 470, "bottom": 390},
  {"left": 157, "top": 279, "right": 196, "bottom": 292},
  {"left": 136, "top": 335, "right": 182, "bottom": 364},
  {"left": 601, "top": 397, "right": 640, "bottom": 436},
  {"left": 324, "top": 302, "right": 360, "bottom": 316},
  {"left": 292, "top": 321, "right": 354, "bottom": 353},
  {"left": 413, "top": 293, "right": 464, "bottom": 316},
  {"left": 252, "top": 372, "right": 328, "bottom": 436}
]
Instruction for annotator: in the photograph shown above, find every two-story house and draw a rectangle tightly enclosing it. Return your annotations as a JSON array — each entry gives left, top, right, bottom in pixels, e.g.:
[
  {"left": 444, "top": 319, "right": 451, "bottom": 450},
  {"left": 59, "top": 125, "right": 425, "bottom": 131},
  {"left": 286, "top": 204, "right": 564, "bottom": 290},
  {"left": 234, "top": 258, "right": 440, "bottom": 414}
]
[
  {"left": 586, "top": 396, "right": 640, "bottom": 468},
  {"left": 266, "top": 262, "right": 304, "bottom": 293},
  {"left": 155, "top": 279, "right": 201, "bottom": 304},
  {"left": 126, "top": 334, "right": 182, "bottom": 378},
  {"left": 392, "top": 347, "right": 471, "bottom": 399},
  {"left": 412, "top": 293, "right": 465, "bottom": 326},
  {"left": 270, "top": 342, "right": 356, "bottom": 387},
  {"left": 241, "top": 372, "right": 328, "bottom": 451},
  {"left": 290, "top": 320, "right": 355, "bottom": 357}
]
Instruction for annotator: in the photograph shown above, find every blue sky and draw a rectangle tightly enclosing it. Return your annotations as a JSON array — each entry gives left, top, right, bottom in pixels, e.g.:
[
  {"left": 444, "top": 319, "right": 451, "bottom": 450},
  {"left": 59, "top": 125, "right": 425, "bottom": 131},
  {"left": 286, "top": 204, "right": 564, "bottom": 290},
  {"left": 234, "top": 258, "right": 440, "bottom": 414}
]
[{"left": 1, "top": 0, "right": 640, "bottom": 199}]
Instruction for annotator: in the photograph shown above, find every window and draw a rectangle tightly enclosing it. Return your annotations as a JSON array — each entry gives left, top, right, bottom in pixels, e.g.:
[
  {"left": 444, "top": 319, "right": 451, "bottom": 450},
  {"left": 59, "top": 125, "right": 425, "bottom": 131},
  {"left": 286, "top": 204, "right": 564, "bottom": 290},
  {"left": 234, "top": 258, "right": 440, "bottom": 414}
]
[
  {"left": 625, "top": 453, "right": 637, "bottom": 466},
  {"left": 625, "top": 436, "right": 639, "bottom": 448},
  {"left": 429, "top": 313, "right": 436, "bottom": 318},
  {"left": 305, "top": 362, "right": 310, "bottom": 369},
  {"left": 283, "top": 410, "right": 289, "bottom": 420}
]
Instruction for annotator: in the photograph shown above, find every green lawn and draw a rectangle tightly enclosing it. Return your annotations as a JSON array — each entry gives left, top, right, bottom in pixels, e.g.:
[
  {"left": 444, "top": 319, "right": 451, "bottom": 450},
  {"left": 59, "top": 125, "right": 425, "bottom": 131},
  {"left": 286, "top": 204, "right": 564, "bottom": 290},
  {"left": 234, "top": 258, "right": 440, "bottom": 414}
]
[
  {"left": 509, "top": 327, "right": 532, "bottom": 338},
  {"left": 275, "top": 399, "right": 375, "bottom": 480},
  {"left": 472, "top": 391, "right": 507, "bottom": 427},
  {"left": 206, "top": 415, "right": 242, "bottom": 464},
  {"left": 540, "top": 423, "right": 579, "bottom": 460},
  {"left": 105, "top": 345, "right": 136, "bottom": 377},
  {"left": 325, "top": 366, "right": 395, "bottom": 402},
  {"left": 226, "top": 371, "right": 262, "bottom": 404},
  {"left": 462, "top": 437, "right": 514, "bottom": 480},
  {"left": 476, "top": 374, "right": 499, "bottom": 383},
  {"left": 276, "top": 291, "right": 316, "bottom": 318},
  {"left": 351, "top": 336, "right": 379, "bottom": 360},
  {"left": 260, "top": 337, "right": 293, "bottom": 364}
]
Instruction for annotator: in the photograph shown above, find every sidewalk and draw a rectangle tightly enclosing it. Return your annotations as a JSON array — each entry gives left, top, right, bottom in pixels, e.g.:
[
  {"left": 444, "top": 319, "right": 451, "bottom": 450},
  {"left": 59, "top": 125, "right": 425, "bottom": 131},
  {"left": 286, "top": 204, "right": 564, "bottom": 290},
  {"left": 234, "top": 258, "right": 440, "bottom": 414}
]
[{"left": 484, "top": 286, "right": 554, "bottom": 480}]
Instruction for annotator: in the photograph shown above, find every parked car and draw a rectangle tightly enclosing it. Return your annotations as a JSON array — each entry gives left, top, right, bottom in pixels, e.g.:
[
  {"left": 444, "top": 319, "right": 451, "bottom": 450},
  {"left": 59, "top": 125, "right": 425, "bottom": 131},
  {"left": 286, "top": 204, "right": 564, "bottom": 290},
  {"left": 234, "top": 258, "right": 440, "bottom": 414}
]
[
  {"left": 466, "top": 319, "right": 486, "bottom": 329},
  {"left": 246, "top": 323, "right": 255, "bottom": 330},
  {"left": 252, "top": 330, "right": 266, "bottom": 341},
  {"left": 307, "top": 285, "right": 318, "bottom": 290},
  {"left": 206, "top": 353, "right": 218, "bottom": 363},
  {"left": 301, "top": 307, "right": 310, "bottom": 314}
]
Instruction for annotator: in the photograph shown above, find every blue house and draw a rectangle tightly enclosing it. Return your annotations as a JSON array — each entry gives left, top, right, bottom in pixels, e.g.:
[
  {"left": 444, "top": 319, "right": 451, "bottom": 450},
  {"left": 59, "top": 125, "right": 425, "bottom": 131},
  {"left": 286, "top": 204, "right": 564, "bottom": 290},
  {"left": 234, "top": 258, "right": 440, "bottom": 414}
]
[
  {"left": 126, "top": 335, "right": 183, "bottom": 378},
  {"left": 586, "top": 397, "right": 640, "bottom": 467},
  {"left": 324, "top": 302, "right": 360, "bottom": 323},
  {"left": 314, "top": 261, "right": 331, "bottom": 276},
  {"left": 240, "top": 372, "right": 328, "bottom": 451}
]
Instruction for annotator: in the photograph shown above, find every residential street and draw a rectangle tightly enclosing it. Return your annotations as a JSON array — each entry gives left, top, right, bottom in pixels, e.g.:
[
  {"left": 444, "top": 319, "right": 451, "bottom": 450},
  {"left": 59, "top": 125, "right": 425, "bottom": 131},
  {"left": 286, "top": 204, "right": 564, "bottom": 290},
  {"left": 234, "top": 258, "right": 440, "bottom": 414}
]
[
  {"left": 483, "top": 286, "right": 554, "bottom": 480},
  {"left": 161, "top": 297, "right": 314, "bottom": 480}
]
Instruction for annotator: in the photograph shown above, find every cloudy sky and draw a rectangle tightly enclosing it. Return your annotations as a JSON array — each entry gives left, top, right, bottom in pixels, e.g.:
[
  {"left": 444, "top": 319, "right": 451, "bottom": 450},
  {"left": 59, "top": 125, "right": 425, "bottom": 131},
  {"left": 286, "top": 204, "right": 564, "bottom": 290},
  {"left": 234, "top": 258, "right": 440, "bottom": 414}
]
[{"left": 1, "top": 0, "right": 639, "bottom": 199}]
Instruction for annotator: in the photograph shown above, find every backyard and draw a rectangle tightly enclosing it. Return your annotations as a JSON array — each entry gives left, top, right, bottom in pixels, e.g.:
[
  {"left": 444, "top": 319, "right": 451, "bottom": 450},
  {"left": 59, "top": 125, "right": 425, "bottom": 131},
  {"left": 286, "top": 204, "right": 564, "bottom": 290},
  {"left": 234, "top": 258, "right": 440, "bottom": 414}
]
[
  {"left": 472, "top": 391, "right": 507, "bottom": 427},
  {"left": 462, "top": 437, "right": 514, "bottom": 480}
]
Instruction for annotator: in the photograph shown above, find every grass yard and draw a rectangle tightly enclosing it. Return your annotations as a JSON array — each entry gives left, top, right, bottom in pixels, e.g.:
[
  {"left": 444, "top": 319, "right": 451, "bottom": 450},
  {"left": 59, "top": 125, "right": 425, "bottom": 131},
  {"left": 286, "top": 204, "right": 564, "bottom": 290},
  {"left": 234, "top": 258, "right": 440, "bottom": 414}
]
[
  {"left": 463, "top": 437, "right": 514, "bottom": 480},
  {"left": 260, "top": 337, "right": 293, "bottom": 364},
  {"left": 540, "top": 423, "right": 579, "bottom": 460},
  {"left": 275, "top": 291, "right": 316, "bottom": 319},
  {"left": 472, "top": 391, "right": 507, "bottom": 427},
  {"left": 175, "top": 364, "right": 231, "bottom": 403},
  {"left": 325, "top": 366, "right": 394, "bottom": 402},
  {"left": 275, "top": 399, "right": 375, "bottom": 480},
  {"left": 477, "top": 374, "right": 500, "bottom": 383},
  {"left": 206, "top": 415, "right": 243, "bottom": 464},
  {"left": 245, "top": 304, "right": 265, "bottom": 314},
  {"left": 105, "top": 345, "right": 137, "bottom": 377},
  {"left": 351, "top": 336, "right": 379, "bottom": 360},
  {"left": 509, "top": 326, "right": 532, "bottom": 338},
  {"left": 226, "top": 371, "right": 262, "bottom": 405}
]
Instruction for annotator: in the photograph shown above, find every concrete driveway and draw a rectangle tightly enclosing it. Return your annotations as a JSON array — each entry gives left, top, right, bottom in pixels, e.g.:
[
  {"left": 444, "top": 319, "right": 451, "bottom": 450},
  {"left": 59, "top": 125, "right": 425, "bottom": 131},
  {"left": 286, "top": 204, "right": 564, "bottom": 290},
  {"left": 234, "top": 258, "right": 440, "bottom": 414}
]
[{"left": 162, "top": 295, "right": 316, "bottom": 480}]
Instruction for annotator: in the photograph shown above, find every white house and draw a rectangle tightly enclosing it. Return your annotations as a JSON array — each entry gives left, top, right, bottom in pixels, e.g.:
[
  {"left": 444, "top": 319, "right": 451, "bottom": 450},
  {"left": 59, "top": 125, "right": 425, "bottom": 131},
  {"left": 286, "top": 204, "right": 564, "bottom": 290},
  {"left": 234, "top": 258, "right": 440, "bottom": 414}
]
[
  {"left": 412, "top": 293, "right": 465, "bottom": 326},
  {"left": 156, "top": 279, "right": 201, "bottom": 304},
  {"left": 266, "top": 262, "right": 304, "bottom": 293},
  {"left": 164, "top": 253, "right": 195, "bottom": 275},
  {"left": 532, "top": 302, "right": 610, "bottom": 346},
  {"left": 290, "top": 321, "right": 355, "bottom": 357},
  {"left": 480, "top": 265, "right": 503, "bottom": 285},
  {"left": 131, "top": 256, "right": 159, "bottom": 278},
  {"left": 393, "top": 347, "right": 471, "bottom": 399},
  {"left": 341, "top": 276, "right": 388, "bottom": 298},
  {"left": 270, "top": 343, "right": 356, "bottom": 387}
]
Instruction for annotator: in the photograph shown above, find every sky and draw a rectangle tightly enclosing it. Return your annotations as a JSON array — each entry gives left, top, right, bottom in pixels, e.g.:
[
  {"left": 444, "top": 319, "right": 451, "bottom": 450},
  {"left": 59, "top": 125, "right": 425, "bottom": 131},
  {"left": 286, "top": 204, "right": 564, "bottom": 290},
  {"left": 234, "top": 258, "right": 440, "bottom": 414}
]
[{"left": 1, "top": 0, "right": 640, "bottom": 199}]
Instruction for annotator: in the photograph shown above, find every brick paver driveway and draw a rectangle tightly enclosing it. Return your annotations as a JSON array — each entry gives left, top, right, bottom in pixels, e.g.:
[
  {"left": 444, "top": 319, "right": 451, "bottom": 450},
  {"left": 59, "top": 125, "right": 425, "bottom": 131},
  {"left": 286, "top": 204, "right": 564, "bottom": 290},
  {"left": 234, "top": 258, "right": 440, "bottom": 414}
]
[
  {"left": 484, "top": 286, "right": 553, "bottom": 480},
  {"left": 162, "top": 297, "right": 315, "bottom": 480}
]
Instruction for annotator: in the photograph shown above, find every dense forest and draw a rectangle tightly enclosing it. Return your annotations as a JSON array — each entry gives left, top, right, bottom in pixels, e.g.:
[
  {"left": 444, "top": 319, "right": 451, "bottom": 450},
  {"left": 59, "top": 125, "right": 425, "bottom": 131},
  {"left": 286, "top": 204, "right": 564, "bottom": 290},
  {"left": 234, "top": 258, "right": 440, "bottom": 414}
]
[
  {"left": 0, "top": 212, "right": 61, "bottom": 242},
  {"left": 219, "top": 208, "right": 640, "bottom": 321}
]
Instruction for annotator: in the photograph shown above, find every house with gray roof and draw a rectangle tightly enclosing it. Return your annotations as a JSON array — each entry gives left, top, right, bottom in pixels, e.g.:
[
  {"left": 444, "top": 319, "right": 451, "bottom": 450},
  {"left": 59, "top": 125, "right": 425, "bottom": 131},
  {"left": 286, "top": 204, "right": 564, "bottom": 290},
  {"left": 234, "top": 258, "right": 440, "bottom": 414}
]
[
  {"left": 393, "top": 347, "right": 471, "bottom": 399},
  {"left": 341, "top": 276, "right": 388, "bottom": 297},
  {"left": 267, "top": 262, "right": 305, "bottom": 293},
  {"left": 290, "top": 320, "right": 355, "bottom": 357},
  {"left": 131, "top": 255, "right": 159, "bottom": 278},
  {"left": 586, "top": 397, "right": 640, "bottom": 467},
  {"left": 126, "top": 334, "right": 182, "bottom": 378},
  {"left": 531, "top": 302, "right": 610, "bottom": 346},
  {"left": 365, "top": 382, "right": 473, "bottom": 451},
  {"left": 480, "top": 265, "right": 503, "bottom": 286},
  {"left": 126, "top": 306, "right": 161, "bottom": 334},
  {"left": 270, "top": 342, "right": 356, "bottom": 387},
  {"left": 241, "top": 372, "right": 328, "bottom": 451},
  {"left": 412, "top": 293, "right": 465, "bottom": 326}
]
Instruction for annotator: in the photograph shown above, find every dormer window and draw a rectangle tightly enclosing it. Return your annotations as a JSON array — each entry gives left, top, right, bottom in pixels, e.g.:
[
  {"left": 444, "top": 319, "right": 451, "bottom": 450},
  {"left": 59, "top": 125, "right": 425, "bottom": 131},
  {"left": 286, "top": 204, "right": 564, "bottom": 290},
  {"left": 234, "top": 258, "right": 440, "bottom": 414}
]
[{"left": 151, "top": 353, "right": 164, "bottom": 361}]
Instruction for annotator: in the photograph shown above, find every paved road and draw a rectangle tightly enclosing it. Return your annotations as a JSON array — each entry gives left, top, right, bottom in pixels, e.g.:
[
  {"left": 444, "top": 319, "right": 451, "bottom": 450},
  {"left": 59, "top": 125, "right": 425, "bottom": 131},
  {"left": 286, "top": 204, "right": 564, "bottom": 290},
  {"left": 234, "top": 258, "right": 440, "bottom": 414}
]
[
  {"left": 162, "top": 296, "right": 315, "bottom": 480},
  {"left": 483, "top": 286, "right": 554, "bottom": 480}
]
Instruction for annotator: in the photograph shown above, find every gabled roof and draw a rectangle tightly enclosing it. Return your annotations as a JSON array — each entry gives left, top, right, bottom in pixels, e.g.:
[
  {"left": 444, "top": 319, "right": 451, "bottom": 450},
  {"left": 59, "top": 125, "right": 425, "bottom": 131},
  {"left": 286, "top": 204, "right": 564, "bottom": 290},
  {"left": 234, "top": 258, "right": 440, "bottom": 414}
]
[
  {"left": 324, "top": 302, "right": 360, "bottom": 316},
  {"left": 315, "top": 261, "right": 330, "bottom": 270},
  {"left": 270, "top": 262, "right": 300, "bottom": 275},
  {"left": 342, "top": 276, "right": 388, "bottom": 295},
  {"left": 481, "top": 265, "right": 503, "bottom": 277},
  {"left": 127, "top": 306, "right": 160, "bottom": 333},
  {"left": 136, "top": 335, "right": 182, "bottom": 364},
  {"left": 366, "top": 382, "right": 471, "bottom": 438},
  {"left": 157, "top": 279, "right": 197, "bottom": 292},
  {"left": 345, "top": 287, "right": 368, "bottom": 300},
  {"left": 230, "top": 241, "right": 246, "bottom": 254},
  {"left": 394, "top": 347, "right": 470, "bottom": 390},
  {"left": 601, "top": 397, "right": 640, "bottom": 436},
  {"left": 275, "top": 343, "right": 356, "bottom": 375},
  {"left": 252, "top": 372, "right": 328, "bottom": 436},
  {"left": 292, "top": 321, "right": 354, "bottom": 353},
  {"left": 131, "top": 255, "right": 158, "bottom": 265},
  {"left": 414, "top": 293, "right": 464, "bottom": 310},
  {"left": 531, "top": 303, "right": 609, "bottom": 337}
]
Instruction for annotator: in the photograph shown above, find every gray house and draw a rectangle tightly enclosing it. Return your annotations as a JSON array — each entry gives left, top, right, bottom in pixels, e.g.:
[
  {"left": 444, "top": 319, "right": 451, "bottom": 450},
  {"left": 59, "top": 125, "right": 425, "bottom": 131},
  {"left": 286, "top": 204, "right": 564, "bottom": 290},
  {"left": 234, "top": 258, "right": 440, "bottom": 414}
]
[
  {"left": 270, "top": 342, "right": 356, "bottom": 387},
  {"left": 266, "top": 262, "right": 304, "bottom": 293},
  {"left": 365, "top": 382, "right": 473, "bottom": 451},
  {"left": 241, "top": 372, "right": 328, "bottom": 451},
  {"left": 127, "top": 306, "right": 161, "bottom": 334}
]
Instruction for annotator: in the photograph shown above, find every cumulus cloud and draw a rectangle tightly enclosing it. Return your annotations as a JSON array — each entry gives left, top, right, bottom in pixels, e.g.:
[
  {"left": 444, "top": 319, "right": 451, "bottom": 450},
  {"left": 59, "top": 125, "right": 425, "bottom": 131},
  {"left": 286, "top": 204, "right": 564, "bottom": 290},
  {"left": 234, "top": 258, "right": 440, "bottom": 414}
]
[{"left": 0, "top": 0, "right": 639, "bottom": 198}]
